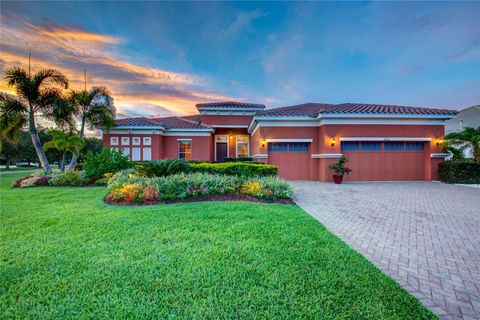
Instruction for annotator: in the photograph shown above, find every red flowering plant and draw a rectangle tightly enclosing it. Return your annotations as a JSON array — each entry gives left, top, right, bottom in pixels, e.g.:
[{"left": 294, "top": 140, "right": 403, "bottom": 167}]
[{"left": 328, "top": 156, "right": 353, "bottom": 177}]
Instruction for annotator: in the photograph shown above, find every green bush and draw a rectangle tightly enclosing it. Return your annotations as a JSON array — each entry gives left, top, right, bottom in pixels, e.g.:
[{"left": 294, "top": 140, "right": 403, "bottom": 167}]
[
  {"left": 49, "top": 171, "right": 89, "bottom": 186},
  {"left": 438, "top": 160, "right": 480, "bottom": 184},
  {"left": 190, "top": 162, "right": 277, "bottom": 177},
  {"left": 84, "top": 149, "right": 132, "bottom": 178},
  {"left": 135, "top": 159, "right": 191, "bottom": 177},
  {"left": 95, "top": 178, "right": 107, "bottom": 186},
  {"left": 107, "top": 168, "right": 137, "bottom": 191}
]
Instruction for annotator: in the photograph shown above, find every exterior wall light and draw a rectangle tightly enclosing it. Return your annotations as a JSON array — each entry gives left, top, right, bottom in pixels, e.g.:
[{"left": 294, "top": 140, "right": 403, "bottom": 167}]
[
  {"left": 436, "top": 138, "right": 444, "bottom": 146},
  {"left": 330, "top": 137, "right": 336, "bottom": 147},
  {"left": 261, "top": 139, "right": 266, "bottom": 147}
]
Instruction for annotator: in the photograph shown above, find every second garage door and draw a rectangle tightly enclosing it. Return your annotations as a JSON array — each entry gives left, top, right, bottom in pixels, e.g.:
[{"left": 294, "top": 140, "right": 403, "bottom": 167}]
[{"left": 341, "top": 141, "right": 426, "bottom": 181}]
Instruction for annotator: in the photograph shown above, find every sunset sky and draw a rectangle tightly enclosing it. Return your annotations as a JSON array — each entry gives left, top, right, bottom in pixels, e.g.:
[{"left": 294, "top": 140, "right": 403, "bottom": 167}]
[{"left": 1, "top": 1, "right": 479, "bottom": 118}]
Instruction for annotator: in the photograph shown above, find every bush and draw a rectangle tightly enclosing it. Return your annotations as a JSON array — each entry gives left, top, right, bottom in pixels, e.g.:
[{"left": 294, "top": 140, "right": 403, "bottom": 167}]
[
  {"left": 84, "top": 149, "right": 132, "bottom": 178},
  {"left": 135, "top": 159, "right": 191, "bottom": 177},
  {"left": 49, "top": 171, "right": 89, "bottom": 186},
  {"left": 438, "top": 160, "right": 480, "bottom": 184},
  {"left": 95, "top": 178, "right": 107, "bottom": 186},
  {"left": 105, "top": 172, "right": 292, "bottom": 203},
  {"left": 13, "top": 175, "right": 51, "bottom": 188},
  {"left": 190, "top": 162, "right": 277, "bottom": 177}
]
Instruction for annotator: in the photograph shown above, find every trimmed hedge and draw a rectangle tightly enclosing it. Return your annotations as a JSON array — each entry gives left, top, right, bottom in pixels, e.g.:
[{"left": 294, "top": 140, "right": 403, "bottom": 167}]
[
  {"left": 190, "top": 162, "right": 278, "bottom": 177},
  {"left": 438, "top": 160, "right": 480, "bottom": 184}
]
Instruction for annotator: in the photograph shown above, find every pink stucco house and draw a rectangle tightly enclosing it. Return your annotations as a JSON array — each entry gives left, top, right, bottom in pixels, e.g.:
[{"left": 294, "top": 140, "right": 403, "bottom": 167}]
[{"left": 102, "top": 101, "right": 457, "bottom": 182}]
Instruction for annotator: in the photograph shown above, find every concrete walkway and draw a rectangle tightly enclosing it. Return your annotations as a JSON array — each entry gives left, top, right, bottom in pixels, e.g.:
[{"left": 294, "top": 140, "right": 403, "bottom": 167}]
[{"left": 290, "top": 181, "right": 480, "bottom": 320}]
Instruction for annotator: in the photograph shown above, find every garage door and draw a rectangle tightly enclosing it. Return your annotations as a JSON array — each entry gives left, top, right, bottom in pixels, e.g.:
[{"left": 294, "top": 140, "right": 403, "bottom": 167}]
[
  {"left": 268, "top": 143, "right": 311, "bottom": 180},
  {"left": 341, "top": 141, "right": 426, "bottom": 181}
]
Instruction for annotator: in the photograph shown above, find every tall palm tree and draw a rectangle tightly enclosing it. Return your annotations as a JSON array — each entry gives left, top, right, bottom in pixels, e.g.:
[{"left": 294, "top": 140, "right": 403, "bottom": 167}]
[
  {"left": 445, "top": 126, "right": 480, "bottom": 160},
  {"left": 44, "top": 129, "right": 84, "bottom": 172},
  {"left": 67, "top": 86, "right": 116, "bottom": 169},
  {"left": 2, "top": 65, "right": 69, "bottom": 173}
]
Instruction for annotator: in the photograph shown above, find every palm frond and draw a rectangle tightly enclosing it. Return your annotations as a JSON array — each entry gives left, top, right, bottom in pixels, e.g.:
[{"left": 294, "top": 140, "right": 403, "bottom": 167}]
[
  {"left": 33, "top": 69, "right": 69, "bottom": 90},
  {"left": 0, "top": 93, "right": 28, "bottom": 142},
  {"left": 3, "top": 67, "right": 31, "bottom": 98}
]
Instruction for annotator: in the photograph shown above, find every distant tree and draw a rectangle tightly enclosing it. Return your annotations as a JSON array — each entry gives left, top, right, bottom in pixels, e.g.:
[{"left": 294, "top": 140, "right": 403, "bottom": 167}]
[
  {"left": 445, "top": 126, "right": 480, "bottom": 160},
  {"left": 2, "top": 62, "right": 69, "bottom": 173},
  {"left": 67, "top": 86, "right": 115, "bottom": 169},
  {"left": 0, "top": 140, "right": 20, "bottom": 169},
  {"left": 43, "top": 130, "right": 84, "bottom": 172}
]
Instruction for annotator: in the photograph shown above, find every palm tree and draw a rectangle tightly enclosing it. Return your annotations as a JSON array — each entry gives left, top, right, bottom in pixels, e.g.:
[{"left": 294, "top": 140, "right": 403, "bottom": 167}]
[
  {"left": 44, "top": 130, "right": 84, "bottom": 172},
  {"left": 67, "top": 86, "right": 115, "bottom": 170},
  {"left": 445, "top": 126, "right": 480, "bottom": 160},
  {"left": 2, "top": 65, "right": 69, "bottom": 173}
]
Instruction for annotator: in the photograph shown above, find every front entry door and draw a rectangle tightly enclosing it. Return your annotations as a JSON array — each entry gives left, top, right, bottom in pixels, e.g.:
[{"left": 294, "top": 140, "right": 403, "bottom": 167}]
[
  {"left": 215, "top": 135, "right": 228, "bottom": 162},
  {"left": 216, "top": 143, "right": 228, "bottom": 162}
]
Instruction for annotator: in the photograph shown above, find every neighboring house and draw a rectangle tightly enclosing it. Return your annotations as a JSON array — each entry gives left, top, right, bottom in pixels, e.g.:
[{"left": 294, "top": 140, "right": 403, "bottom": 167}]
[
  {"left": 445, "top": 105, "right": 480, "bottom": 158},
  {"left": 102, "top": 101, "right": 457, "bottom": 182}
]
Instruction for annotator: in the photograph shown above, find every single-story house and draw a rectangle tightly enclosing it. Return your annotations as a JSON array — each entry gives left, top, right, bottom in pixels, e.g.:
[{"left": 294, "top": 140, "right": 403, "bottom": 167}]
[{"left": 102, "top": 101, "right": 458, "bottom": 182}]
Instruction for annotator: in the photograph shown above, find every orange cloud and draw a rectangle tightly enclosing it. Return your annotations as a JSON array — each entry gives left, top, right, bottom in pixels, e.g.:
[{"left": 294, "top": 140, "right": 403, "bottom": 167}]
[{"left": 0, "top": 17, "right": 232, "bottom": 117}]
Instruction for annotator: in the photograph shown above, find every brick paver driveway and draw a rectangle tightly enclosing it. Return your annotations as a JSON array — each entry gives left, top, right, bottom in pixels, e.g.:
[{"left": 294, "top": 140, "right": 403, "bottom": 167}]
[{"left": 290, "top": 181, "right": 480, "bottom": 320}]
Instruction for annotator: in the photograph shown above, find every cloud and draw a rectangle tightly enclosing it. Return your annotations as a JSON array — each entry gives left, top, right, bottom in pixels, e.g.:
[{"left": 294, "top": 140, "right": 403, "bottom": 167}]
[
  {"left": 0, "top": 16, "right": 232, "bottom": 117},
  {"left": 223, "top": 10, "right": 267, "bottom": 37}
]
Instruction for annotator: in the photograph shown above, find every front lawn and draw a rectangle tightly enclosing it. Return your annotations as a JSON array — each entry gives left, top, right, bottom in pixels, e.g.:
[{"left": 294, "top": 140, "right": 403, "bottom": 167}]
[{"left": 0, "top": 173, "right": 435, "bottom": 319}]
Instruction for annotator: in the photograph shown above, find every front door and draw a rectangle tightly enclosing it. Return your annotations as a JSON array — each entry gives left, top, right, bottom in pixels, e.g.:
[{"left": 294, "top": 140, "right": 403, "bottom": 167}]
[
  {"left": 216, "top": 143, "right": 228, "bottom": 162},
  {"left": 215, "top": 135, "right": 229, "bottom": 162}
]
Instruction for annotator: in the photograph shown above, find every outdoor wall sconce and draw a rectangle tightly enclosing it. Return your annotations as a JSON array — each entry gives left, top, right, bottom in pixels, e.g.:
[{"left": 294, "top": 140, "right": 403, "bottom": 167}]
[
  {"left": 261, "top": 139, "right": 266, "bottom": 147},
  {"left": 436, "top": 137, "right": 444, "bottom": 146},
  {"left": 330, "top": 137, "right": 336, "bottom": 147}
]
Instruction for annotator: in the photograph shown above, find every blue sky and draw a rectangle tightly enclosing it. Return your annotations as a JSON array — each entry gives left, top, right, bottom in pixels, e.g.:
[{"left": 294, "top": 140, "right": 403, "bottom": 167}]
[{"left": 1, "top": 1, "right": 479, "bottom": 117}]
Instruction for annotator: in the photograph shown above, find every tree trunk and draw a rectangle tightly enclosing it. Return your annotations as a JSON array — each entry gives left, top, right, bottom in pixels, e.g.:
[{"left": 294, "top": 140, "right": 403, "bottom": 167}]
[
  {"left": 28, "top": 104, "right": 51, "bottom": 173},
  {"left": 68, "top": 115, "right": 86, "bottom": 170},
  {"left": 60, "top": 152, "right": 66, "bottom": 172},
  {"left": 6, "top": 159, "right": 10, "bottom": 170}
]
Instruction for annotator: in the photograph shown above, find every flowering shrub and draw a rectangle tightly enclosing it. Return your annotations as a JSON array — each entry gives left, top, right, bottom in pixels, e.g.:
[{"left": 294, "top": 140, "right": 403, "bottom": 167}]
[
  {"left": 19, "top": 176, "right": 38, "bottom": 188},
  {"left": 36, "top": 176, "right": 50, "bottom": 186},
  {"left": 141, "top": 186, "right": 160, "bottom": 202},
  {"left": 105, "top": 171, "right": 292, "bottom": 204},
  {"left": 241, "top": 181, "right": 262, "bottom": 196},
  {"left": 13, "top": 175, "right": 51, "bottom": 188},
  {"left": 105, "top": 184, "right": 143, "bottom": 202}
]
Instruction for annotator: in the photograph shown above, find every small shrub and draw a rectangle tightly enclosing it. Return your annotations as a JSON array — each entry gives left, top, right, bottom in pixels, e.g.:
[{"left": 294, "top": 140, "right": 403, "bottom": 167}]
[
  {"left": 190, "top": 162, "right": 277, "bottom": 177},
  {"left": 36, "top": 176, "right": 50, "bottom": 186},
  {"left": 135, "top": 159, "right": 191, "bottom": 177},
  {"left": 438, "top": 160, "right": 480, "bottom": 184},
  {"left": 49, "top": 171, "right": 89, "bottom": 187},
  {"left": 84, "top": 149, "right": 132, "bottom": 178},
  {"left": 141, "top": 186, "right": 160, "bottom": 201},
  {"left": 95, "top": 179, "right": 107, "bottom": 186},
  {"left": 18, "top": 176, "right": 38, "bottom": 188},
  {"left": 241, "top": 181, "right": 262, "bottom": 196},
  {"left": 105, "top": 184, "right": 143, "bottom": 202},
  {"left": 107, "top": 168, "right": 137, "bottom": 191}
]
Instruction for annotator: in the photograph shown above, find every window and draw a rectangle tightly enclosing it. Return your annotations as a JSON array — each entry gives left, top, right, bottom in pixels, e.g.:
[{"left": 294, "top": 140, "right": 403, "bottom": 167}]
[
  {"left": 132, "top": 148, "right": 141, "bottom": 161},
  {"left": 406, "top": 142, "right": 425, "bottom": 151},
  {"left": 132, "top": 137, "right": 141, "bottom": 146},
  {"left": 341, "top": 142, "right": 381, "bottom": 152},
  {"left": 268, "top": 143, "right": 309, "bottom": 152},
  {"left": 122, "top": 147, "right": 130, "bottom": 158},
  {"left": 384, "top": 142, "right": 405, "bottom": 151},
  {"left": 236, "top": 136, "right": 249, "bottom": 158},
  {"left": 121, "top": 137, "right": 130, "bottom": 146},
  {"left": 110, "top": 137, "right": 119, "bottom": 145},
  {"left": 178, "top": 140, "right": 191, "bottom": 160},
  {"left": 143, "top": 137, "right": 151, "bottom": 146},
  {"left": 143, "top": 148, "right": 151, "bottom": 161}
]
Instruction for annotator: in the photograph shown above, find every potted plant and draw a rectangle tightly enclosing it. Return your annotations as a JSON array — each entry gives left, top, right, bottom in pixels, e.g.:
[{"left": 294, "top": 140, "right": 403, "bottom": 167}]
[{"left": 328, "top": 156, "right": 352, "bottom": 184}]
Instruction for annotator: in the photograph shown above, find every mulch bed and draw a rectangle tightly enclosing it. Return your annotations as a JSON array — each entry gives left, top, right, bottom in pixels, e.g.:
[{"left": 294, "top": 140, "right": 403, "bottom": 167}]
[{"left": 104, "top": 194, "right": 294, "bottom": 206}]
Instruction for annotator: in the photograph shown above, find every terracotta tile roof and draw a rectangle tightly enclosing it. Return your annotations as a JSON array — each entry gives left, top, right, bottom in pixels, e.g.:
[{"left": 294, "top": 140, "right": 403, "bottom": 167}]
[
  {"left": 114, "top": 115, "right": 212, "bottom": 130},
  {"left": 257, "top": 103, "right": 458, "bottom": 117},
  {"left": 196, "top": 101, "right": 265, "bottom": 109}
]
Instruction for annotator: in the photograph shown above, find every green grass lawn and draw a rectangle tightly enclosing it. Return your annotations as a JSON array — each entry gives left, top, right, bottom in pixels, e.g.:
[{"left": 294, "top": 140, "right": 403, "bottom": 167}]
[{"left": 0, "top": 173, "right": 435, "bottom": 319}]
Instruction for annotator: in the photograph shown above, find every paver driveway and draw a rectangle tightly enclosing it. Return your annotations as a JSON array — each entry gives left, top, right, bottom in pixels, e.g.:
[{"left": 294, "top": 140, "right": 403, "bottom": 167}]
[{"left": 290, "top": 181, "right": 480, "bottom": 320}]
